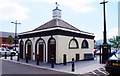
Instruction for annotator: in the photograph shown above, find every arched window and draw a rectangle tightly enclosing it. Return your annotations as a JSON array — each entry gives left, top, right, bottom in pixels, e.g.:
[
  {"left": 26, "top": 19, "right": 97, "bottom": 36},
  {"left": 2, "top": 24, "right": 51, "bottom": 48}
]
[
  {"left": 81, "top": 40, "right": 89, "bottom": 48},
  {"left": 69, "top": 38, "right": 79, "bottom": 49},
  {"left": 49, "top": 39, "right": 55, "bottom": 44}
]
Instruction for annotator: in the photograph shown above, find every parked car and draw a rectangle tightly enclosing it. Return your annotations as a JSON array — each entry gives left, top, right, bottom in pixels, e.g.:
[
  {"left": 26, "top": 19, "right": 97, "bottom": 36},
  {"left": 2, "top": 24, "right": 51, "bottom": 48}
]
[
  {"left": 13, "top": 47, "right": 19, "bottom": 52},
  {"left": 0, "top": 47, "right": 16, "bottom": 56},
  {"left": 95, "top": 50, "right": 101, "bottom": 55},
  {"left": 105, "top": 51, "right": 120, "bottom": 74},
  {"left": 95, "top": 50, "right": 117, "bottom": 56},
  {"left": 110, "top": 50, "right": 118, "bottom": 57}
]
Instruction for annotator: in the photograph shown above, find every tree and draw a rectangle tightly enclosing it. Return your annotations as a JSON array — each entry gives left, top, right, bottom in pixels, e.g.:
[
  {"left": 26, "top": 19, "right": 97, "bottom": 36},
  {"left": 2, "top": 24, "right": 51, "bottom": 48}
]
[
  {"left": 8, "top": 35, "right": 14, "bottom": 44},
  {"left": 109, "top": 36, "right": 120, "bottom": 50}
]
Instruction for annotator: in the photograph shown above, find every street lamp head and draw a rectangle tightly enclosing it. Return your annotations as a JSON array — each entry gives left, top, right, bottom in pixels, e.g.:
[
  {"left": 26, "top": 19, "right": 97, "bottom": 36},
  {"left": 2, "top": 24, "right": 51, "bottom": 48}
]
[
  {"left": 18, "top": 23, "right": 21, "bottom": 25},
  {"left": 106, "top": 1, "right": 109, "bottom": 3},
  {"left": 11, "top": 21, "right": 21, "bottom": 24},
  {"left": 100, "top": 1, "right": 108, "bottom": 4},
  {"left": 11, "top": 22, "right": 14, "bottom": 23}
]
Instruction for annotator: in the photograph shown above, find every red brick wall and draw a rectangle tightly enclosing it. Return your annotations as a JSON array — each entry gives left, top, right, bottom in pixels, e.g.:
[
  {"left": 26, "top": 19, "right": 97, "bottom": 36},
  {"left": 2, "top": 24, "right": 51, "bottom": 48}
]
[{"left": 0, "top": 37, "right": 15, "bottom": 47}]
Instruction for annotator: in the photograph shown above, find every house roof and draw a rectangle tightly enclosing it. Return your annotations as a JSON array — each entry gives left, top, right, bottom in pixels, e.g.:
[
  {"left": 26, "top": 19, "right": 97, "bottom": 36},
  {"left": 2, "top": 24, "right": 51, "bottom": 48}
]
[
  {"left": 0, "top": 31, "right": 15, "bottom": 38},
  {"left": 33, "top": 19, "right": 80, "bottom": 32},
  {"left": 20, "top": 18, "right": 94, "bottom": 36}
]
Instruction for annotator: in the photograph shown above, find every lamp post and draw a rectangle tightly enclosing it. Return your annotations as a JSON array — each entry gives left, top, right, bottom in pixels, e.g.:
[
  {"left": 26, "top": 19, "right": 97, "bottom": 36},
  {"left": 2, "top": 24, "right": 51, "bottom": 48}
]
[
  {"left": 11, "top": 20, "right": 21, "bottom": 61},
  {"left": 100, "top": 0, "right": 108, "bottom": 44},
  {"left": 100, "top": 0, "right": 110, "bottom": 64}
]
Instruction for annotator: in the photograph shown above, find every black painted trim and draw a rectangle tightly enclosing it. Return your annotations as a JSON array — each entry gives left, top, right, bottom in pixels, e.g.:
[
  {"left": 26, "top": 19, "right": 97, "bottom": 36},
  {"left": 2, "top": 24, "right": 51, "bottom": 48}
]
[
  {"left": 35, "top": 38, "right": 46, "bottom": 61},
  {"left": 19, "top": 40, "right": 24, "bottom": 59},
  {"left": 48, "top": 37, "right": 56, "bottom": 63},
  {"left": 18, "top": 29, "right": 94, "bottom": 39},
  {"left": 81, "top": 40, "right": 89, "bottom": 49},
  {"left": 25, "top": 39, "right": 32, "bottom": 60},
  {"left": 69, "top": 38, "right": 79, "bottom": 49}
]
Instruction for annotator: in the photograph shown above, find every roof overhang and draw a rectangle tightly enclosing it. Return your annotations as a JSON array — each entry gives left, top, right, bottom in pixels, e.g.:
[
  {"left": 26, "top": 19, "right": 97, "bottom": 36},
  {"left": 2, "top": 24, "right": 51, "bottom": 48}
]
[
  {"left": 19, "top": 27, "right": 94, "bottom": 36},
  {"left": 18, "top": 27, "right": 94, "bottom": 39}
]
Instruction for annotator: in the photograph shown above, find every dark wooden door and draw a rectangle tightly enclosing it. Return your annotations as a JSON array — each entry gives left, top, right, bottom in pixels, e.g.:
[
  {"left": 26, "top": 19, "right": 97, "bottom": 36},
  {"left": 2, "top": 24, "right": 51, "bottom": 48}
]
[
  {"left": 39, "top": 44, "right": 44, "bottom": 62},
  {"left": 76, "top": 54, "right": 79, "bottom": 61},
  {"left": 20, "top": 44, "right": 23, "bottom": 59},
  {"left": 48, "top": 43, "right": 56, "bottom": 63},
  {"left": 28, "top": 45, "right": 31, "bottom": 60}
]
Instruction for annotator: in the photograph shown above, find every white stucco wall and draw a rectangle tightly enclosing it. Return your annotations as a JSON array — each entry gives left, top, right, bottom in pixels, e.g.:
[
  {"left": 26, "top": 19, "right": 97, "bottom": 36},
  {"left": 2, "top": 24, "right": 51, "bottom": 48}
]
[
  {"left": 19, "top": 35, "right": 58, "bottom": 62},
  {"left": 56, "top": 35, "right": 94, "bottom": 63},
  {"left": 19, "top": 35, "right": 94, "bottom": 63}
]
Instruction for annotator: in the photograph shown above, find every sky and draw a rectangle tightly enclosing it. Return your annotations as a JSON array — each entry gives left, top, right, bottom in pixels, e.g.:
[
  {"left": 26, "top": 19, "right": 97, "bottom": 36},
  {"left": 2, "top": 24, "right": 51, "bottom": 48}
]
[{"left": 0, "top": 0, "right": 119, "bottom": 40}]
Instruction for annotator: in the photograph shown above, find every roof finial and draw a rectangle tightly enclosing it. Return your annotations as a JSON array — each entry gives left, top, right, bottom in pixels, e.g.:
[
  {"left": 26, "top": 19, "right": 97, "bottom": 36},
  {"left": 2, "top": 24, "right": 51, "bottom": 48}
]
[{"left": 55, "top": 2, "right": 59, "bottom": 9}]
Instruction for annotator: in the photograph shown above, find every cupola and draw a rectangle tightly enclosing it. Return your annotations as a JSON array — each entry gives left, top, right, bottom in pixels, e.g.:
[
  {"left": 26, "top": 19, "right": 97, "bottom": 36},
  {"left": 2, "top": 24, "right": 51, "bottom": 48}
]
[{"left": 52, "top": 2, "right": 61, "bottom": 19}]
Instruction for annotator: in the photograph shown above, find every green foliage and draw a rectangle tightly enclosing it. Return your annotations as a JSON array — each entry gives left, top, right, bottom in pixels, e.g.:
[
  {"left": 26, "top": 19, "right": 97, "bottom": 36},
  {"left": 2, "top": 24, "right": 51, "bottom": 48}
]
[
  {"left": 8, "top": 35, "right": 14, "bottom": 44},
  {"left": 109, "top": 36, "right": 120, "bottom": 49}
]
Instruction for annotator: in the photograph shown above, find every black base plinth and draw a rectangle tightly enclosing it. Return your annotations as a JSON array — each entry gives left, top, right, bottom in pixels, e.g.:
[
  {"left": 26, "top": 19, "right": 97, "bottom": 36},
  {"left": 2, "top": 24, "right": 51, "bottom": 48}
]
[{"left": 100, "top": 44, "right": 111, "bottom": 64}]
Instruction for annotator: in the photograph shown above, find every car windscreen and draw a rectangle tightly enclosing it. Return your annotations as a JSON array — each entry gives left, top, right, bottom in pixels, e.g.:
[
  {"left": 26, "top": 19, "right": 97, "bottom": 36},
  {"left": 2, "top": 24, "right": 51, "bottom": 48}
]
[
  {"left": 115, "top": 51, "right": 120, "bottom": 58},
  {"left": 116, "top": 51, "right": 120, "bottom": 54}
]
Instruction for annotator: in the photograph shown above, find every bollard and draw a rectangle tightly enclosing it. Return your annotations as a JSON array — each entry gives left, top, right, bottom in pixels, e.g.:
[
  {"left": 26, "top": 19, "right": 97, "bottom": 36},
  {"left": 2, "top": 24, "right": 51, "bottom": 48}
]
[
  {"left": 17, "top": 52, "right": 20, "bottom": 61},
  {"left": 37, "top": 54, "right": 39, "bottom": 65},
  {"left": 10, "top": 53, "right": 13, "bottom": 60},
  {"left": 51, "top": 55, "right": 54, "bottom": 68},
  {"left": 51, "top": 60, "right": 54, "bottom": 68},
  {"left": 63, "top": 54, "right": 67, "bottom": 65},
  {"left": 51, "top": 63, "right": 54, "bottom": 68},
  {"left": 5, "top": 52, "right": 7, "bottom": 59},
  {"left": 26, "top": 54, "right": 28, "bottom": 63},
  {"left": 71, "top": 58, "right": 75, "bottom": 72}
]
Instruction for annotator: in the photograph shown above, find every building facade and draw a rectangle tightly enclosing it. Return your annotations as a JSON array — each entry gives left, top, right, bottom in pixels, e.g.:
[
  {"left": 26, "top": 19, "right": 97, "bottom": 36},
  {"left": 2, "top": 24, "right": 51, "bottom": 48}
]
[
  {"left": 0, "top": 31, "right": 15, "bottom": 47},
  {"left": 18, "top": 5, "right": 95, "bottom": 64}
]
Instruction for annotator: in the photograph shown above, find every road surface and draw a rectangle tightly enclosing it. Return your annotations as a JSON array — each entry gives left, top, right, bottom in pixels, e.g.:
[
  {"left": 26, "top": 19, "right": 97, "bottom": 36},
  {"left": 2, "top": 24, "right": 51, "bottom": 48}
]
[{"left": 1, "top": 59, "right": 78, "bottom": 76}]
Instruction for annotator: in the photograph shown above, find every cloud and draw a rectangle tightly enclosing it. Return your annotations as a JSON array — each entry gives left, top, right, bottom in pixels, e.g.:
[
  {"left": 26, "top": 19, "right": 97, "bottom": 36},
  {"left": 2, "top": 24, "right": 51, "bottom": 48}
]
[{"left": 0, "top": 0, "right": 30, "bottom": 21}]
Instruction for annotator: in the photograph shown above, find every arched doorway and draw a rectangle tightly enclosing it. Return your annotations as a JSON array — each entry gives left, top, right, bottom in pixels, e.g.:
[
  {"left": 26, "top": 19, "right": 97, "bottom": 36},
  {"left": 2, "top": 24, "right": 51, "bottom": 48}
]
[
  {"left": 20, "top": 40, "right": 24, "bottom": 59},
  {"left": 48, "top": 37, "right": 56, "bottom": 63},
  {"left": 25, "top": 40, "right": 32, "bottom": 60},
  {"left": 35, "top": 39, "right": 45, "bottom": 62}
]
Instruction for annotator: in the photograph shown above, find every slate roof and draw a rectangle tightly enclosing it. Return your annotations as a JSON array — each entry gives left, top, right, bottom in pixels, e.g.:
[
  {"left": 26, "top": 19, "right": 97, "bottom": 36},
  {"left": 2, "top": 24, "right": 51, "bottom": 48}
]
[
  {"left": 33, "top": 19, "right": 80, "bottom": 31},
  {"left": 19, "top": 18, "right": 94, "bottom": 39}
]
